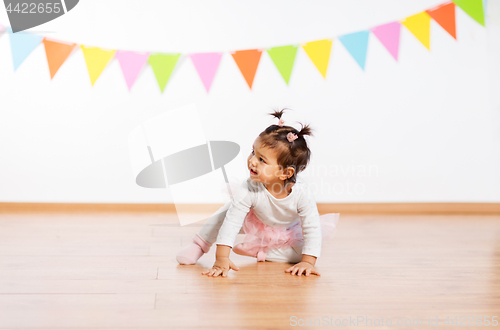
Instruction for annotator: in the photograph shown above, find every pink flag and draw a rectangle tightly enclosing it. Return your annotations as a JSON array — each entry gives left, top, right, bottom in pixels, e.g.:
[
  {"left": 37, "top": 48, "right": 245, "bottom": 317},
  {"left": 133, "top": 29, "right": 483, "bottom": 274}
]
[
  {"left": 189, "top": 52, "right": 223, "bottom": 92},
  {"left": 115, "top": 50, "right": 150, "bottom": 91},
  {"left": 370, "top": 21, "right": 401, "bottom": 61},
  {"left": 0, "top": 24, "right": 4, "bottom": 37}
]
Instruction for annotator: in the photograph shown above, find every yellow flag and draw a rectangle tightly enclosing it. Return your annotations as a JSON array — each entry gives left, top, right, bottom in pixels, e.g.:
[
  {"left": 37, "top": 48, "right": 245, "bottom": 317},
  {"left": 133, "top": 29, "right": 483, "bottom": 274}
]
[
  {"left": 80, "top": 45, "right": 116, "bottom": 86},
  {"left": 302, "top": 39, "right": 332, "bottom": 79},
  {"left": 401, "top": 12, "right": 431, "bottom": 50}
]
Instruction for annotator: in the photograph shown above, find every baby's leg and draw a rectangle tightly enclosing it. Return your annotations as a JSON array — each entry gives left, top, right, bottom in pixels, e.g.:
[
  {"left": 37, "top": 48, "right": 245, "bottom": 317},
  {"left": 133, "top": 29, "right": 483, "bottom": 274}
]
[
  {"left": 176, "top": 200, "right": 243, "bottom": 265},
  {"left": 265, "top": 241, "right": 304, "bottom": 264},
  {"left": 197, "top": 200, "right": 241, "bottom": 244}
]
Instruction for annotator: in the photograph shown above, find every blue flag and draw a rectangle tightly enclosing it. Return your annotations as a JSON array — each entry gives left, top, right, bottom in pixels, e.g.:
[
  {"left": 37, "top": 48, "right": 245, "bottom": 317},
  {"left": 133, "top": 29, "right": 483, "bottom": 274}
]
[
  {"left": 7, "top": 27, "right": 44, "bottom": 71},
  {"left": 338, "top": 30, "right": 370, "bottom": 71}
]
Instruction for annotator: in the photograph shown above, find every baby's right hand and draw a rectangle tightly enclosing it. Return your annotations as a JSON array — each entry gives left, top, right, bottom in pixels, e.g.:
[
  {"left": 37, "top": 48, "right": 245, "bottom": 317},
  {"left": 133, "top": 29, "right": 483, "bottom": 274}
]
[{"left": 201, "top": 257, "right": 239, "bottom": 277}]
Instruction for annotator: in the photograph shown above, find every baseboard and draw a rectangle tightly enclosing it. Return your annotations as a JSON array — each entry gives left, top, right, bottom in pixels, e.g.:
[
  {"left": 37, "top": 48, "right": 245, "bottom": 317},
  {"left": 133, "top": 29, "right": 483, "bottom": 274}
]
[{"left": 0, "top": 202, "right": 499, "bottom": 214}]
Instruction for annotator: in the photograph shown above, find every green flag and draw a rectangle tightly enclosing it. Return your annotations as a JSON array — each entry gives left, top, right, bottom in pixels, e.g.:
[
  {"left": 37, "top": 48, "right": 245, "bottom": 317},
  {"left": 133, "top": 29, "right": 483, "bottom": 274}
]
[
  {"left": 148, "top": 53, "right": 181, "bottom": 93},
  {"left": 267, "top": 45, "right": 298, "bottom": 84},
  {"left": 453, "top": 0, "right": 485, "bottom": 26}
]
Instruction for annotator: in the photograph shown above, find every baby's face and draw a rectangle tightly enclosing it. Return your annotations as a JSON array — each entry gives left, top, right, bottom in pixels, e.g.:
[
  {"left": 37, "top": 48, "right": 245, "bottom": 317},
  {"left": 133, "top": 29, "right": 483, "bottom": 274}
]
[{"left": 247, "top": 137, "right": 285, "bottom": 186}]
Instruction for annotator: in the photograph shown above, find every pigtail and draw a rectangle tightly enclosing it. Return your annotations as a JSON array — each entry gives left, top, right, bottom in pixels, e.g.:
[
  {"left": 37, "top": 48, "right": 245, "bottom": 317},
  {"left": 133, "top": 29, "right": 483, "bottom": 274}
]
[
  {"left": 268, "top": 107, "right": 292, "bottom": 121},
  {"left": 297, "top": 123, "right": 314, "bottom": 138},
  {"left": 268, "top": 109, "right": 283, "bottom": 120}
]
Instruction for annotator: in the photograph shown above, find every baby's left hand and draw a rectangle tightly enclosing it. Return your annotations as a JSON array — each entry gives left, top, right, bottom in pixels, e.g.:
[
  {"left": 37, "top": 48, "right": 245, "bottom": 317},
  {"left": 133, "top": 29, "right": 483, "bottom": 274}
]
[{"left": 285, "top": 261, "right": 321, "bottom": 276}]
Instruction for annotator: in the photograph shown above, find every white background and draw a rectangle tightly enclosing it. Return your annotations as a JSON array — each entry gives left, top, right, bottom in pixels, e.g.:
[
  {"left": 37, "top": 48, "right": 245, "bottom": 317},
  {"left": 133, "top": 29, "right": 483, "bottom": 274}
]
[{"left": 0, "top": 0, "right": 499, "bottom": 203}]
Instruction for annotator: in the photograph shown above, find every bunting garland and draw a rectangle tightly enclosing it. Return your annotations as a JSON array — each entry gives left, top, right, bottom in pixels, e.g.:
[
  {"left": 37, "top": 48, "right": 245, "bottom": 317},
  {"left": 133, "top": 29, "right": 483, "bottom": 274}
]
[
  {"left": 0, "top": 0, "right": 487, "bottom": 91},
  {"left": 302, "top": 39, "right": 333, "bottom": 78},
  {"left": 231, "top": 49, "right": 262, "bottom": 89},
  {"left": 370, "top": 22, "right": 401, "bottom": 61},
  {"left": 148, "top": 53, "right": 180, "bottom": 93},
  {"left": 6, "top": 27, "right": 44, "bottom": 71},
  {"left": 80, "top": 45, "right": 116, "bottom": 86},
  {"left": 452, "top": 0, "right": 485, "bottom": 26},
  {"left": 115, "top": 50, "right": 150, "bottom": 91},
  {"left": 267, "top": 45, "right": 298, "bottom": 84},
  {"left": 427, "top": 2, "right": 457, "bottom": 39},
  {"left": 401, "top": 12, "right": 432, "bottom": 50},
  {"left": 338, "top": 31, "right": 370, "bottom": 70},
  {"left": 190, "top": 52, "right": 223, "bottom": 92},
  {"left": 43, "top": 38, "right": 76, "bottom": 79}
]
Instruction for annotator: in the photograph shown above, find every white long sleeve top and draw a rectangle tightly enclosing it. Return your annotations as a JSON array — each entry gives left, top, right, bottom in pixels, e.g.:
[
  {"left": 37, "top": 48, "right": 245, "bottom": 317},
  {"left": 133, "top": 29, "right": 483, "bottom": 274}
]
[{"left": 215, "top": 176, "right": 323, "bottom": 257}]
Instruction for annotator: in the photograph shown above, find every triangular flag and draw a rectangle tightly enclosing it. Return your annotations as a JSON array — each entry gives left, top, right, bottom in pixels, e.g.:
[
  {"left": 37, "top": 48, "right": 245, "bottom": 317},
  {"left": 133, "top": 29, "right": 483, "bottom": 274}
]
[
  {"left": 370, "top": 22, "right": 401, "bottom": 61},
  {"left": 453, "top": 0, "right": 485, "bottom": 26},
  {"left": 6, "top": 27, "right": 44, "bottom": 71},
  {"left": 338, "top": 31, "right": 370, "bottom": 70},
  {"left": 42, "top": 38, "right": 76, "bottom": 79},
  {"left": 427, "top": 2, "right": 457, "bottom": 39},
  {"left": 148, "top": 53, "right": 180, "bottom": 93},
  {"left": 80, "top": 45, "right": 116, "bottom": 86},
  {"left": 115, "top": 50, "right": 150, "bottom": 91},
  {"left": 267, "top": 45, "right": 298, "bottom": 84},
  {"left": 401, "top": 12, "right": 432, "bottom": 50},
  {"left": 231, "top": 49, "right": 262, "bottom": 89},
  {"left": 189, "top": 52, "right": 223, "bottom": 92},
  {"left": 302, "top": 39, "right": 332, "bottom": 78}
]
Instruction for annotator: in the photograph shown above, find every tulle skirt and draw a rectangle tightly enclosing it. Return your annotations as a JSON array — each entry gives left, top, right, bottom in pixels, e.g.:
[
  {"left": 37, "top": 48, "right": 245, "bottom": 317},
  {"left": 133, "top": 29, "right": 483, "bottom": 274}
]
[{"left": 239, "top": 208, "right": 340, "bottom": 255}]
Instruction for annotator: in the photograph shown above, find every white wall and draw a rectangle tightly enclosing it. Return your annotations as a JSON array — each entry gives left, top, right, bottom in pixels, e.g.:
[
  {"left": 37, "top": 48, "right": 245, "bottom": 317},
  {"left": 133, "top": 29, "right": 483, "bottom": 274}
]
[{"left": 0, "top": 0, "right": 499, "bottom": 203}]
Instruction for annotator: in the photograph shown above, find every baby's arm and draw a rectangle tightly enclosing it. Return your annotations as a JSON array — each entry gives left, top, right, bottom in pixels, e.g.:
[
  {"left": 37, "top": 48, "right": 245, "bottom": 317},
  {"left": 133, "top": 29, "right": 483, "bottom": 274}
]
[
  {"left": 285, "top": 241, "right": 321, "bottom": 276},
  {"left": 213, "top": 179, "right": 253, "bottom": 249},
  {"left": 202, "top": 179, "right": 253, "bottom": 277},
  {"left": 296, "top": 183, "right": 323, "bottom": 258},
  {"left": 285, "top": 243, "right": 321, "bottom": 276},
  {"left": 301, "top": 254, "right": 318, "bottom": 266},
  {"left": 201, "top": 245, "right": 239, "bottom": 277},
  {"left": 286, "top": 183, "right": 322, "bottom": 276}
]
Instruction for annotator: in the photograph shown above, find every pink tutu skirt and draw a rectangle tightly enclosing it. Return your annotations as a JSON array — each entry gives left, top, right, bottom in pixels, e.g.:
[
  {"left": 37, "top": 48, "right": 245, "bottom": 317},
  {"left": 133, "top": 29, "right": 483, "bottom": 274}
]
[{"left": 239, "top": 208, "right": 340, "bottom": 259}]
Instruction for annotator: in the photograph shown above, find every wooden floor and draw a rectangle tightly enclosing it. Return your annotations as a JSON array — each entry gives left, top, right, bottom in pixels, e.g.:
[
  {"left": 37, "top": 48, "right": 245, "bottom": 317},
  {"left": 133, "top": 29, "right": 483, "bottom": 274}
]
[{"left": 0, "top": 212, "right": 498, "bottom": 330}]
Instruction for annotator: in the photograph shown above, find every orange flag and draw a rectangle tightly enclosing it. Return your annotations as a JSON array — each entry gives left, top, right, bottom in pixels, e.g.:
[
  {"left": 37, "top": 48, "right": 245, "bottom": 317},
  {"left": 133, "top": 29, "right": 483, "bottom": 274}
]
[
  {"left": 42, "top": 38, "right": 76, "bottom": 79},
  {"left": 231, "top": 49, "right": 262, "bottom": 89},
  {"left": 427, "top": 2, "right": 457, "bottom": 40}
]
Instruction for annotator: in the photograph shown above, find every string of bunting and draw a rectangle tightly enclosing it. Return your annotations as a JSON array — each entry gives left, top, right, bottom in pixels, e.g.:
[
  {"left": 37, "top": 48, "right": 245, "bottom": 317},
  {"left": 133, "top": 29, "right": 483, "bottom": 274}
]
[{"left": 0, "top": 0, "right": 486, "bottom": 93}]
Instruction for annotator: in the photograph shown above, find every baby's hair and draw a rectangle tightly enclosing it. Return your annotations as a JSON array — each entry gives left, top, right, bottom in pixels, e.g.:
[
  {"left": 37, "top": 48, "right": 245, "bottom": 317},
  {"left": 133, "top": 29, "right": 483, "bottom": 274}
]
[{"left": 258, "top": 108, "right": 314, "bottom": 187}]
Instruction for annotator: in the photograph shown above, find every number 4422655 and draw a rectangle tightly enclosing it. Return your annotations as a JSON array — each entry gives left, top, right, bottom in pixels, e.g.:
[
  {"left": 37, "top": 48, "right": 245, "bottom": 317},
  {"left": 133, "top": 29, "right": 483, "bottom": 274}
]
[{"left": 6, "top": 3, "right": 61, "bottom": 14}]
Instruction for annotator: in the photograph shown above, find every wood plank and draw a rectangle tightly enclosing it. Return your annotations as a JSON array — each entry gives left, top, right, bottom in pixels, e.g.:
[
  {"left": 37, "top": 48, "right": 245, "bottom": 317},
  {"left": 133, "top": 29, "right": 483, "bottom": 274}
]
[{"left": 1, "top": 202, "right": 500, "bottom": 214}]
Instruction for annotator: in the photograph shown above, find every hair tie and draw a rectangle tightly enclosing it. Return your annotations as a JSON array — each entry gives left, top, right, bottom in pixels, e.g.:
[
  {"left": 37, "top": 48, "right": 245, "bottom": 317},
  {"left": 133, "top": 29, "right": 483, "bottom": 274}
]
[
  {"left": 287, "top": 132, "right": 298, "bottom": 142},
  {"left": 278, "top": 118, "right": 285, "bottom": 127}
]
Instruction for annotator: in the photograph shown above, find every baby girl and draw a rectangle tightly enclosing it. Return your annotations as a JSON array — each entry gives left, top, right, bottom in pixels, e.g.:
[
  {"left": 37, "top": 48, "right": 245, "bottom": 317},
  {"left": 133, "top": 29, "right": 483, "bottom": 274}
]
[{"left": 176, "top": 108, "right": 339, "bottom": 277}]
